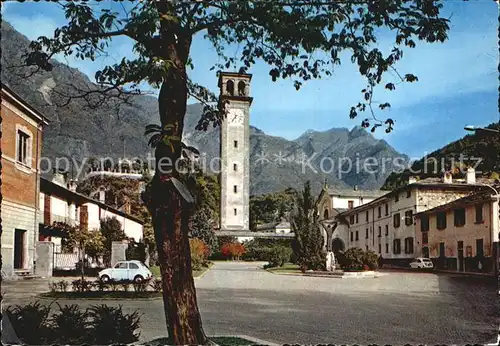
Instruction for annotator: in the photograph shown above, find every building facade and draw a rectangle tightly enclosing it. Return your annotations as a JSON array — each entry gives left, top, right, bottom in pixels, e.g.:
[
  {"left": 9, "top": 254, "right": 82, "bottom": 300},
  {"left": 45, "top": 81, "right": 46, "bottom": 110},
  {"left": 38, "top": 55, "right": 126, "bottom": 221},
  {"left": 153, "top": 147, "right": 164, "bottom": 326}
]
[
  {"left": 219, "top": 72, "right": 252, "bottom": 233},
  {"left": 39, "top": 174, "right": 144, "bottom": 270},
  {"left": 336, "top": 173, "right": 486, "bottom": 266},
  {"left": 415, "top": 189, "right": 499, "bottom": 274},
  {"left": 1, "top": 84, "right": 48, "bottom": 277}
]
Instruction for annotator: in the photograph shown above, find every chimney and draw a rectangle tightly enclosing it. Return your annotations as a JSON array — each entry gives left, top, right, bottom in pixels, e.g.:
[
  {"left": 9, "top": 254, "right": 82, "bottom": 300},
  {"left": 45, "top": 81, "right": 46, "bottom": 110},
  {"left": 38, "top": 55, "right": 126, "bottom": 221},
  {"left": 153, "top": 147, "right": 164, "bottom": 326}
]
[
  {"left": 354, "top": 185, "right": 358, "bottom": 191},
  {"left": 408, "top": 176, "right": 417, "bottom": 185},
  {"left": 99, "top": 186, "right": 106, "bottom": 203},
  {"left": 442, "top": 171, "right": 453, "bottom": 184},
  {"left": 68, "top": 179, "right": 78, "bottom": 192},
  {"left": 466, "top": 167, "right": 476, "bottom": 184}
]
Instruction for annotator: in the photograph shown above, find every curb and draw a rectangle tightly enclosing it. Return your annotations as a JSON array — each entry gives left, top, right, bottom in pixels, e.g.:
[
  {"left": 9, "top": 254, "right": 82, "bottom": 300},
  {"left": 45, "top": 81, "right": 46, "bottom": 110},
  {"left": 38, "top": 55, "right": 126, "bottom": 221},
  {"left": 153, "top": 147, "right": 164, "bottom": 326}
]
[
  {"left": 194, "top": 264, "right": 214, "bottom": 280},
  {"left": 35, "top": 293, "right": 163, "bottom": 301},
  {"left": 212, "top": 334, "right": 281, "bottom": 346}
]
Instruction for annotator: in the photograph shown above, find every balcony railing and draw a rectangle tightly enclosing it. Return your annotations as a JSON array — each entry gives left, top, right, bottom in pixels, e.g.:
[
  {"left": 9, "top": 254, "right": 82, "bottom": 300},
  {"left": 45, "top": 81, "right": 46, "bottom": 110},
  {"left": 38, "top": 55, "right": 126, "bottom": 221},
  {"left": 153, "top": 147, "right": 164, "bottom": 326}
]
[{"left": 42, "top": 212, "right": 79, "bottom": 227}]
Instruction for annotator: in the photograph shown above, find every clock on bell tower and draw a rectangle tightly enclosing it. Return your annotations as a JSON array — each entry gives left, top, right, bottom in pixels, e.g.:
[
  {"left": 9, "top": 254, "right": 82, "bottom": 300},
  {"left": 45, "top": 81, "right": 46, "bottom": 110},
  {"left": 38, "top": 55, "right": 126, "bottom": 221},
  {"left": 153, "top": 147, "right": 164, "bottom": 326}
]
[{"left": 218, "top": 72, "right": 253, "bottom": 232}]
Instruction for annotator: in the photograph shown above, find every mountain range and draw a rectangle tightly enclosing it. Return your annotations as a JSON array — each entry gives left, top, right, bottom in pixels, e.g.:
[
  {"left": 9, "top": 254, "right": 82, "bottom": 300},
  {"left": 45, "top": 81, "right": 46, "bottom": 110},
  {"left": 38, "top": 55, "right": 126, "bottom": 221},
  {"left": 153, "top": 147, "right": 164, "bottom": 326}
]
[{"left": 1, "top": 20, "right": 408, "bottom": 195}]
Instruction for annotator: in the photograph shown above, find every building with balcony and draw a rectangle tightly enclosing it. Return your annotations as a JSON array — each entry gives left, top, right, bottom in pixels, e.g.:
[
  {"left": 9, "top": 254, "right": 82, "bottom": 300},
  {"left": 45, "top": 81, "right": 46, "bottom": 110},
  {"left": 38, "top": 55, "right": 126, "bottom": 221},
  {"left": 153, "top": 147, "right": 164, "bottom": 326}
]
[
  {"left": 39, "top": 173, "right": 144, "bottom": 270},
  {"left": 1, "top": 84, "right": 49, "bottom": 277},
  {"left": 415, "top": 187, "right": 500, "bottom": 274}
]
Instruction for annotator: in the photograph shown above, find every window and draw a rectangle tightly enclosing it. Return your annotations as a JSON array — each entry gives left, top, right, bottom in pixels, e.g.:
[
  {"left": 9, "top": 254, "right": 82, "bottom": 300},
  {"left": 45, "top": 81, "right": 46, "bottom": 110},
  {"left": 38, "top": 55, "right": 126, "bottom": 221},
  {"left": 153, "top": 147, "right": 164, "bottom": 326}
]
[
  {"left": 404, "top": 237, "right": 414, "bottom": 254},
  {"left": 421, "top": 215, "right": 430, "bottom": 232},
  {"left": 350, "top": 232, "right": 354, "bottom": 242},
  {"left": 365, "top": 228, "right": 369, "bottom": 239},
  {"left": 115, "top": 262, "right": 127, "bottom": 269},
  {"left": 233, "top": 140, "right": 238, "bottom": 148},
  {"left": 349, "top": 215, "right": 355, "bottom": 224},
  {"left": 385, "top": 225, "right": 389, "bottom": 236},
  {"left": 129, "top": 263, "right": 139, "bottom": 269},
  {"left": 385, "top": 243, "right": 389, "bottom": 253},
  {"left": 378, "top": 226, "right": 381, "bottom": 237},
  {"left": 355, "top": 231, "right": 359, "bottom": 241},
  {"left": 378, "top": 206, "right": 381, "bottom": 218},
  {"left": 393, "top": 213, "right": 401, "bottom": 228},
  {"left": 454, "top": 208, "right": 466, "bottom": 227},
  {"left": 405, "top": 210, "right": 413, "bottom": 226},
  {"left": 475, "top": 204, "right": 483, "bottom": 223},
  {"left": 385, "top": 204, "right": 389, "bottom": 216},
  {"left": 233, "top": 185, "right": 238, "bottom": 193},
  {"left": 439, "top": 242, "right": 445, "bottom": 257},
  {"left": 378, "top": 244, "right": 381, "bottom": 254},
  {"left": 16, "top": 130, "right": 30, "bottom": 165},
  {"left": 466, "top": 245, "right": 472, "bottom": 257},
  {"left": 233, "top": 163, "right": 238, "bottom": 171},
  {"left": 437, "top": 212, "right": 447, "bottom": 230},
  {"left": 407, "top": 190, "right": 411, "bottom": 198},
  {"left": 366, "top": 211, "right": 369, "bottom": 222},
  {"left": 356, "top": 214, "right": 359, "bottom": 223},
  {"left": 348, "top": 200, "right": 354, "bottom": 209},
  {"left": 365, "top": 245, "right": 369, "bottom": 251},
  {"left": 422, "top": 232, "right": 428, "bottom": 244},
  {"left": 234, "top": 208, "right": 237, "bottom": 216},
  {"left": 393, "top": 239, "right": 401, "bottom": 254},
  {"left": 395, "top": 194, "right": 399, "bottom": 202}
]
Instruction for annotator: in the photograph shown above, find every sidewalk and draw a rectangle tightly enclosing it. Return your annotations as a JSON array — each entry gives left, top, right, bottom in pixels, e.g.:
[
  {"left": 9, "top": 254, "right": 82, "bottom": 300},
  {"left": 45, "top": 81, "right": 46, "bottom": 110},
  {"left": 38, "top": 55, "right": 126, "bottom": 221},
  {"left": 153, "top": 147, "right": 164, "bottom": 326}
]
[{"left": 380, "top": 267, "right": 497, "bottom": 278}]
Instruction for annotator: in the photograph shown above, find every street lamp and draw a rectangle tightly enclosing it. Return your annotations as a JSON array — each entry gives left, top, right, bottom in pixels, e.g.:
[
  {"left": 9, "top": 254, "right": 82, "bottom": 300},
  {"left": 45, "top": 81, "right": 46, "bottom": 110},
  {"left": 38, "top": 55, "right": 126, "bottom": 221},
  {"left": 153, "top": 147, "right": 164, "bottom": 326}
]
[{"left": 464, "top": 125, "right": 500, "bottom": 134}]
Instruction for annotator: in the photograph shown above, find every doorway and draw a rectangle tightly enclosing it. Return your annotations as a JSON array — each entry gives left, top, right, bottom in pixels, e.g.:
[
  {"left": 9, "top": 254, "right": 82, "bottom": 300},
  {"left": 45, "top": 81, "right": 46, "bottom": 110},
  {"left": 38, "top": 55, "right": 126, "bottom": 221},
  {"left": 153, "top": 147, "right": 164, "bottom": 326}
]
[
  {"left": 457, "top": 241, "right": 464, "bottom": 272},
  {"left": 14, "top": 229, "right": 26, "bottom": 269}
]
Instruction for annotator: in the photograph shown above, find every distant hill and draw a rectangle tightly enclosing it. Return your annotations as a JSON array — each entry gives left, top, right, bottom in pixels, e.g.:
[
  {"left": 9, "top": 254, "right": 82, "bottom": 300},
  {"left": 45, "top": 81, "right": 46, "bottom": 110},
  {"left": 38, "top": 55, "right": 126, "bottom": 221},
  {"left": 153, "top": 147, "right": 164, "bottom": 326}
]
[
  {"left": 2, "top": 20, "right": 408, "bottom": 195},
  {"left": 382, "top": 123, "right": 500, "bottom": 190}
]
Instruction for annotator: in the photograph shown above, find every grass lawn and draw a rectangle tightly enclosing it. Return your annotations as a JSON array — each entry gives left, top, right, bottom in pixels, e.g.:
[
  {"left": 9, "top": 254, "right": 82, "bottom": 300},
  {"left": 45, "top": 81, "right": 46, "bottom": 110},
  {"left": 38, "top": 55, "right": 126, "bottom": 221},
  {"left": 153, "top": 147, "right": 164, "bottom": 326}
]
[
  {"left": 265, "top": 263, "right": 302, "bottom": 274},
  {"left": 150, "top": 262, "right": 213, "bottom": 278},
  {"left": 146, "top": 336, "right": 258, "bottom": 346}
]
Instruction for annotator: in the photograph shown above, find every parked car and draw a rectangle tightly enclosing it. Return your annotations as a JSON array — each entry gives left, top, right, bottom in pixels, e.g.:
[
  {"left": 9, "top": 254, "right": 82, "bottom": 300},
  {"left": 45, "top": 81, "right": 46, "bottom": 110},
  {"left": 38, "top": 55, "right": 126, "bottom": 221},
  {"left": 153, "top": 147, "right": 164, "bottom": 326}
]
[
  {"left": 409, "top": 257, "right": 434, "bottom": 270},
  {"left": 98, "top": 260, "right": 153, "bottom": 283}
]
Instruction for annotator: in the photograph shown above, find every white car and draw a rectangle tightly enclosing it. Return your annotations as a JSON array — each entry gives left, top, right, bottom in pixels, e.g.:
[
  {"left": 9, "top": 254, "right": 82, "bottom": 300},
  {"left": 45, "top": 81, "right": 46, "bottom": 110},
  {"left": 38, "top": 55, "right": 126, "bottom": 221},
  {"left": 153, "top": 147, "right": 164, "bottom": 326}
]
[
  {"left": 98, "top": 260, "right": 152, "bottom": 283},
  {"left": 409, "top": 257, "right": 434, "bottom": 270}
]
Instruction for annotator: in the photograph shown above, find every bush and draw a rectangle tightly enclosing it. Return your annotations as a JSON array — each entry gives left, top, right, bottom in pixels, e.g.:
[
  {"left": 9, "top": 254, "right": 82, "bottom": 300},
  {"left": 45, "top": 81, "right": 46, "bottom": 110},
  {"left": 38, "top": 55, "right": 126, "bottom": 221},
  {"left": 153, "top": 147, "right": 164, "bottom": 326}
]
[
  {"left": 72, "top": 279, "right": 93, "bottom": 292},
  {"left": 267, "top": 246, "right": 292, "bottom": 268},
  {"left": 133, "top": 281, "right": 149, "bottom": 293},
  {"left": 121, "top": 282, "right": 131, "bottom": 292},
  {"left": 5, "top": 301, "right": 52, "bottom": 344},
  {"left": 220, "top": 242, "right": 246, "bottom": 260},
  {"left": 87, "top": 305, "right": 141, "bottom": 344},
  {"left": 190, "top": 238, "right": 210, "bottom": 271},
  {"left": 150, "top": 279, "right": 162, "bottom": 293},
  {"left": 51, "top": 303, "right": 89, "bottom": 344},
  {"left": 338, "top": 248, "right": 379, "bottom": 271}
]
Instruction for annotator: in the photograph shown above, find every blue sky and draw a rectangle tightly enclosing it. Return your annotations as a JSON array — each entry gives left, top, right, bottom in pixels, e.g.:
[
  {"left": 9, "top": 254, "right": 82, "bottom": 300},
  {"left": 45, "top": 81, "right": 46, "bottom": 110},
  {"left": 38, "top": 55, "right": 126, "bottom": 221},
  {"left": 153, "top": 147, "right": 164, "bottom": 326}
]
[{"left": 2, "top": 0, "right": 498, "bottom": 158}]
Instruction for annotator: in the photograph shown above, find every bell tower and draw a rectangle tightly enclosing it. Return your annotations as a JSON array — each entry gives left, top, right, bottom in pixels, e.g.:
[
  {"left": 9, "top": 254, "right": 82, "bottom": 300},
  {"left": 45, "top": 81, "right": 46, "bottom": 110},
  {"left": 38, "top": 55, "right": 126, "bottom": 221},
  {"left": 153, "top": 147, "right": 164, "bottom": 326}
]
[{"left": 218, "top": 72, "right": 252, "bottom": 232}]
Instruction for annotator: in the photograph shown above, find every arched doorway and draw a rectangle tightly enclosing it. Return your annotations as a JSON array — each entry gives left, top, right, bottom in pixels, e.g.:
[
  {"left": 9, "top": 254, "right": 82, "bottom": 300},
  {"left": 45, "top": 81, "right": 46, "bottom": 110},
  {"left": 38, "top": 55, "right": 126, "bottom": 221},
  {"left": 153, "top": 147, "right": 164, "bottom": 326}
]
[
  {"left": 332, "top": 238, "right": 345, "bottom": 253},
  {"left": 323, "top": 209, "right": 329, "bottom": 220}
]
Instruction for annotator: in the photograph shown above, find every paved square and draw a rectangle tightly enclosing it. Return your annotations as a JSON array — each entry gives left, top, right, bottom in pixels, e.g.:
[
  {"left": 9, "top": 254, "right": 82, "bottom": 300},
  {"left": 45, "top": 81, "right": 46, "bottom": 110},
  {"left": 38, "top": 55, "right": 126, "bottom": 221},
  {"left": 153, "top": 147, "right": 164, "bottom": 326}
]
[{"left": 2, "top": 261, "right": 498, "bottom": 344}]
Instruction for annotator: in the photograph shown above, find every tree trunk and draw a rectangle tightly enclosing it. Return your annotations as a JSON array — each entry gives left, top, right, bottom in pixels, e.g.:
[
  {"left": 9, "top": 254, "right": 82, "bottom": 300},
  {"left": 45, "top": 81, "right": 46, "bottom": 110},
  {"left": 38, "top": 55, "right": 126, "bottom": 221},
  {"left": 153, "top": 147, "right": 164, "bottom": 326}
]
[{"left": 143, "top": 34, "right": 208, "bottom": 345}]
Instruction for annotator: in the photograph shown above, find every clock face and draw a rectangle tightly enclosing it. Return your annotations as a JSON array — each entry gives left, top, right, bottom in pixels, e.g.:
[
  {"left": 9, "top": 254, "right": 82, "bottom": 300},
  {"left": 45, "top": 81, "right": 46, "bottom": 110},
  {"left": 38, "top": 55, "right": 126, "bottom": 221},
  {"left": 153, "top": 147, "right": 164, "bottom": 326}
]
[{"left": 228, "top": 108, "right": 244, "bottom": 125}]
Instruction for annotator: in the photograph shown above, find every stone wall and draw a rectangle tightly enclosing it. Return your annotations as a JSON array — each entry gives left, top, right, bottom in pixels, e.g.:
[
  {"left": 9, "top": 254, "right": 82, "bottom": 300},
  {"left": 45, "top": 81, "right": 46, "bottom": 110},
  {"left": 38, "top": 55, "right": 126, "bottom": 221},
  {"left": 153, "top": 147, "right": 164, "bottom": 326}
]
[{"left": 35, "top": 241, "right": 54, "bottom": 277}]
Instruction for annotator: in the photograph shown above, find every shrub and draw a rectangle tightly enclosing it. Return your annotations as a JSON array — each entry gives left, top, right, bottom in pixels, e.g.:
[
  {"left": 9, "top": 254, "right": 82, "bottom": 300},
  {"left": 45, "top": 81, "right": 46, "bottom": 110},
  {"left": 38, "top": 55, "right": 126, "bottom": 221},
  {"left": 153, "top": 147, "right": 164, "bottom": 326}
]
[
  {"left": 190, "top": 238, "right": 210, "bottom": 271},
  {"left": 72, "top": 279, "right": 93, "bottom": 292},
  {"left": 49, "top": 280, "right": 69, "bottom": 293},
  {"left": 5, "top": 301, "right": 52, "bottom": 344},
  {"left": 93, "top": 280, "right": 108, "bottom": 292},
  {"left": 121, "top": 282, "right": 131, "bottom": 292},
  {"left": 221, "top": 242, "right": 246, "bottom": 260},
  {"left": 362, "top": 250, "right": 379, "bottom": 270},
  {"left": 150, "top": 278, "right": 162, "bottom": 293},
  {"left": 107, "top": 279, "right": 121, "bottom": 292},
  {"left": 87, "top": 304, "right": 141, "bottom": 344},
  {"left": 133, "top": 281, "right": 149, "bottom": 293},
  {"left": 267, "top": 246, "right": 292, "bottom": 268},
  {"left": 50, "top": 303, "right": 89, "bottom": 344},
  {"left": 48, "top": 282, "right": 58, "bottom": 292}
]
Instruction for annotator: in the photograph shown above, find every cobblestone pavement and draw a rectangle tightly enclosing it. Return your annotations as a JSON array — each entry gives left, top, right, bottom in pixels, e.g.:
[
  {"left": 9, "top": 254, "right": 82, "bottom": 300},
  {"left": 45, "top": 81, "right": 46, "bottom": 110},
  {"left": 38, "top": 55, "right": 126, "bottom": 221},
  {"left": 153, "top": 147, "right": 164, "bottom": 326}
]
[{"left": 2, "top": 262, "right": 498, "bottom": 344}]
